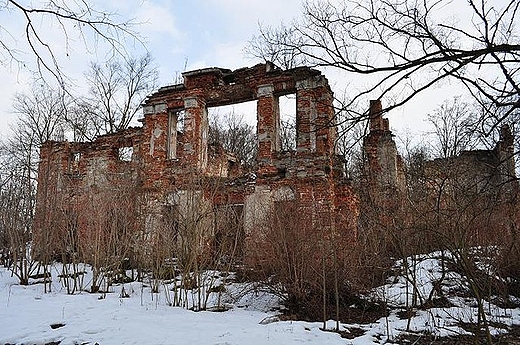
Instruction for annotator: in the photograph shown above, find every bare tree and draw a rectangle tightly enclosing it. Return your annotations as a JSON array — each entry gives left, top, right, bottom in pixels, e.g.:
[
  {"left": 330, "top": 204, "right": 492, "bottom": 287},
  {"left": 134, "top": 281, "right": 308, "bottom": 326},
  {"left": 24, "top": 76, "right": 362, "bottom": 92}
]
[
  {"left": 427, "top": 97, "right": 479, "bottom": 158},
  {"left": 79, "top": 179, "right": 138, "bottom": 293},
  {"left": 13, "top": 83, "right": 68, "bottom": 144},
  {"left": 5, "top": 82, "right": 69, "bottom": 208},
  {"left": 9, "top": 82, "right": 69, "bottom": 184},
  {"left": 279, "top": 117, "right": 296, "bottom": 152},
  {"left": 80, "top": 54, "right": 158, "bottom": 135},
  {"left": 0, "top": 143, "right": 36, "bottom": 285},
  {"left": 0, "top": 82, "right": 69, "bottom": 284},
  {"left": 7, "top": 55, "right": 158, "bottom": 142},
  {"left": 66, "top": 98, "right": 103, "bottom": 142},
  {"left": 1, "top": 0, "right": 140, "bottom": 85},
  {"left": 394, "top": 119, "right": 520, "bottom": 343},
  {"left": 0, "top": 55, "right": 156, "bottom": 285},
  {"left": 247, "top": 0, "right": 520, "bottom": 129},
  {"left": 209, "top": 111, "right": 257, "bottom": 168},
  {"left": 247, "top": 22, "right": 304, "bottom": 70}
]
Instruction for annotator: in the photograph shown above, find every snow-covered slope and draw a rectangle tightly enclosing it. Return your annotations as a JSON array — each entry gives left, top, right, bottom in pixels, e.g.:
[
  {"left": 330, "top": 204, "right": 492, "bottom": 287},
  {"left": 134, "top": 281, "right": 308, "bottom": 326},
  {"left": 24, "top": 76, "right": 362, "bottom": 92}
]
[
  {"left": 0, "top": 265, "right": 345, "bottom": 345},
  {"left": 1, "top": 251, "right": 519, "bottom": 344}
]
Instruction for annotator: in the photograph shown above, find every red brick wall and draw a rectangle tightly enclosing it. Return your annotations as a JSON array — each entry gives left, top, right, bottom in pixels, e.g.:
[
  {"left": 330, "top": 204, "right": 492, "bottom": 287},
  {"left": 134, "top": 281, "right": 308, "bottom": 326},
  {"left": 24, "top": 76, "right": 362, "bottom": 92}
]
[{"left": 34, "top": 63, "right": 359, "bottom": 266}]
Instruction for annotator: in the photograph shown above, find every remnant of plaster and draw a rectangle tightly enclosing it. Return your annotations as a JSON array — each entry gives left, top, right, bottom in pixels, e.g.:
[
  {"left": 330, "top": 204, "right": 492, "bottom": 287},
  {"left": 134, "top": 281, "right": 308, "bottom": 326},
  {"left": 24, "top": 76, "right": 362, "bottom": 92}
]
[
  {"left": 149, "top": 125, "right": 163, "bottom": 156},
  {"left": 257, "top": 84, "right": 274, "bottom": 97},
  {"left": 295, "top": 75, "right": 327, "bottom": 90},
  {"left": 184, "top": 97, "right": 199, "bottom": 108},
  {"left": 143, "top": 103, "right": 167, "bottom": 115},
  {"left": 273, "top": 186, "right": 295, "bottom": 201}
]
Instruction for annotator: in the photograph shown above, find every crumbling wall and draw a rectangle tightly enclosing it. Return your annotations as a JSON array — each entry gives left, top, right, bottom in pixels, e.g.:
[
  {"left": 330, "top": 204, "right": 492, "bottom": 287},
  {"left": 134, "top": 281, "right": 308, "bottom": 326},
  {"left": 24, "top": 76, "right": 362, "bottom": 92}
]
[
  {"left": 363, "top": 100, "right": 406, "bottom": 194},
  {"left": 33, "top": 128, "right": 142, "bottom": 259},
  {"left": 34, "top": 62, "right": 359, "bottom": 266},
  {"left": 141, "top": 63, "right": 358, "bottom": 264},
  {"left": 361, "top": 99, "right": 406, "bottom": 231},
  {"left": 35, "top": 61, "right": 517, "bottom": 267},
  {"left": 361, "top": 100, "right": 518, "bottom": 249},
  {"left": 425, "top": 124, "right": 517, "bottom": 197}
]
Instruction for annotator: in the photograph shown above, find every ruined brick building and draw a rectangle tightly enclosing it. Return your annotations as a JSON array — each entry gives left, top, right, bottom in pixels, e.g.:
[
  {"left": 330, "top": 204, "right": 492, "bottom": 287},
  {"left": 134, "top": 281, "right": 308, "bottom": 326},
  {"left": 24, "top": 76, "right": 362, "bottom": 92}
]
[
  {"left": 33, "top": 62, "right": 517, "bottom": 265},
  {"left": 420, "top": 123, "right": 519, "bottom": 244},
  {"left": 33, "top": 63, "right": 358, "bottom": 264},
  {"left": 362, "top": 99, "right": 518, "bottom": 247}
]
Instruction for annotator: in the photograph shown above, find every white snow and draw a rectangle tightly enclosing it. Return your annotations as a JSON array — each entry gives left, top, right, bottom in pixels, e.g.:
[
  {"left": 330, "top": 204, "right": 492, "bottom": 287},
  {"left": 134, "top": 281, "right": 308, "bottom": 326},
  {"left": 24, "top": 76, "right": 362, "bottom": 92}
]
[
  {"left": 0, "top": 266, "right": 345, "bottom": 345},
  {"left": 1, "top": 251, "right": 519, "bottom": 344}
]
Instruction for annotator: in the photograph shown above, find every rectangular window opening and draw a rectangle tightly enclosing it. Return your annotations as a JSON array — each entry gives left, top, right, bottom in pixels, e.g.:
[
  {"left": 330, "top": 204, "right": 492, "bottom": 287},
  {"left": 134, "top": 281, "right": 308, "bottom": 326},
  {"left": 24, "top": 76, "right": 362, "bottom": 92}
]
[
  {"left": 168, "top": 110, "right": 185, "bottom": 160},
  {"left": 68, "top": 152, "right": 81, "bottom": 174},
  {"left": 118, "top": 146, "right": 133, "bottom": 162},
  {"left": 280, "top": 94, "right": 296, "bottom": 151},
  {"left": 176, "top": 110, "right": 186, "bottom": 133},
  {"left": 207, "top": 102, "right": 257, "bottom": 170}
]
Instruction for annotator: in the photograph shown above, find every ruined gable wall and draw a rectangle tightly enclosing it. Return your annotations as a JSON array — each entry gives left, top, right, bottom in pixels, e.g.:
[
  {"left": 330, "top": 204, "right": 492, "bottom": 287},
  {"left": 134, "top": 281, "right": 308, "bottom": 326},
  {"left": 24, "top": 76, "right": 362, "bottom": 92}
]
[
  {"left": 142, "top": 63, "right": 359, "bottom": 265},
  {"left": 34, "top": 63, "right": 360, "bottom": 265}
]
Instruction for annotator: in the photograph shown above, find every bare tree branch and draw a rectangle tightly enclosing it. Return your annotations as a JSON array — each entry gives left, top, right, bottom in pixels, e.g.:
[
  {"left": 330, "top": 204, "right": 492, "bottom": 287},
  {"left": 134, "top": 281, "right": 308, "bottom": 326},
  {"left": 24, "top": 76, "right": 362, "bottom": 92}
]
[
  {"left": 80, "top": 53, "right": 158, "bottom": 135},
  {"left": 1, "top": 0, "right": 142, "bottom": 87},
  {"left": 247, "top": 0, "right": 520, "bottom": 129}
]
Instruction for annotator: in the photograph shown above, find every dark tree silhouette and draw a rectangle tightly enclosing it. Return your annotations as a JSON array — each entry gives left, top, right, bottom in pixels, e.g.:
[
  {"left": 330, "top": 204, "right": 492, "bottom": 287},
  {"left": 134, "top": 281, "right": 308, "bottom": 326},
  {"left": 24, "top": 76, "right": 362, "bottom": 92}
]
[
  {"left": 1, "top": 0, "right": 140, "bottom": 85},
  {"left": 248, "top": 0, "right": 519, "bottom": 130}
]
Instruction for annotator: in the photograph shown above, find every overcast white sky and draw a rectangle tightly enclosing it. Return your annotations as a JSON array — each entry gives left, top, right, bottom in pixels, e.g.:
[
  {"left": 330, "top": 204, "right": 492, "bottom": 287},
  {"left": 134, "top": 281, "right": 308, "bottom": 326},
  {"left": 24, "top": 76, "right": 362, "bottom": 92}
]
[
  {"left": 0, "top": 0, "right": 468, "bottom": 141},
  {"left": 0, "top": 0, "right": 309, "bottom": 135}
]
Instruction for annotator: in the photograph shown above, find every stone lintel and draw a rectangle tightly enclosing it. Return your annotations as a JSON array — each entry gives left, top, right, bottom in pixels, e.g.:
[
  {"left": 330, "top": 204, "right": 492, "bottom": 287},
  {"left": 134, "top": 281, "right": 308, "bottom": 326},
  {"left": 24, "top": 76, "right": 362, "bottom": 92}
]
[
  {"left": 296, "top": 75, "right": 328, "bottom": 90},
  {"left": 257, "top": 84, "right": 275, "bottom": 98},
  {"left": 143, "top": 103, "right": 167, "bottom": 115},
  {"left": 184, "top": 97, "right": 200, "bottom": 109}
]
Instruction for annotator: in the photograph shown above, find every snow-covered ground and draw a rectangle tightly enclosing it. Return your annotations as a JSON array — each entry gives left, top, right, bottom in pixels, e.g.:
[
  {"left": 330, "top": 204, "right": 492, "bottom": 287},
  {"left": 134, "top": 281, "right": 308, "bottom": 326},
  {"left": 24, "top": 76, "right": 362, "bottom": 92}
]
[
  {"left": 1, "top": 252, "right": 519, "bottom": 344},
  {"left": 1, "top": 265, "right": 347, "bottom": 345}
]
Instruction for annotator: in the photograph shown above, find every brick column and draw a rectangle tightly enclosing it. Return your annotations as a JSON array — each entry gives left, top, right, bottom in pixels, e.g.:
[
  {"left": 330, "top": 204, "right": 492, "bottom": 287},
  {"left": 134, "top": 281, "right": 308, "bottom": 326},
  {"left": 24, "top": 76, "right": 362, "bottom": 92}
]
[
  {"left": 369, "top": 99, "right": 383, "bottom": 131},
  {"left": 296, "top": 76, "right": 336, "bottom": 156},
  {"left": 183, "top": 96, "right": 208, "bottom": 171},
  {"left": 256, "top": 84, "right": 280, "bottom": 176}
]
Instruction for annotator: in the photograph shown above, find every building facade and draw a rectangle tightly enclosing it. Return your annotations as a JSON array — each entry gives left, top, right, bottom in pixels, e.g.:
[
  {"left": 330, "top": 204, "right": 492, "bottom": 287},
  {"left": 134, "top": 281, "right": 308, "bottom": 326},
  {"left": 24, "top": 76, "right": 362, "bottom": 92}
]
[{"left": 33, "top": 63, "right": 359, "bottom": 264}]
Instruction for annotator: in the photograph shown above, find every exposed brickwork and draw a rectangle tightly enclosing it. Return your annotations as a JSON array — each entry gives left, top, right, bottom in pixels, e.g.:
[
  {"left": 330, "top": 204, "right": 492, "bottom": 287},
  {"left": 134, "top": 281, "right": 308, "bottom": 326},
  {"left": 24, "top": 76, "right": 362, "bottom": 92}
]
[
  {"left": 34, "top": 63, "right": 518, "bottom": 265},
  {"left": 362, "top": 100, "right": 406, "bottom": 221},
  {"left": 362, "top": 100, "right": 518, "bottom": 248},
  {"left": 34, "top": 128, "right": 142, "bottom": 258},
  {"left": 34, "top": 63, "right": 358, "bottom": 264}
]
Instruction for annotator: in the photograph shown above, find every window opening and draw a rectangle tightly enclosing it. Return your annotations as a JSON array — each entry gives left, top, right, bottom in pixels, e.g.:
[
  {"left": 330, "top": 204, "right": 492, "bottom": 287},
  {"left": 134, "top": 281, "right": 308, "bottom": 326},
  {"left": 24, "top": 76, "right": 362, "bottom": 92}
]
[
  {"left": 118, "top": 146, "right": 133, "bottom": 161},
  {"left": 176, "top": 110, "right": 186, "bottom": 133},
  {"left": 168, "top": 110, "right": 185, "bottom": 160},
  {"left": 280, "top": 95, "right": 296, "bottom": 151},
  {"left": 207, "top": 101, "right": 257, "bottom": 170},
  {"left": 68, "top": 152, "right": 81, "bottom": 174}
]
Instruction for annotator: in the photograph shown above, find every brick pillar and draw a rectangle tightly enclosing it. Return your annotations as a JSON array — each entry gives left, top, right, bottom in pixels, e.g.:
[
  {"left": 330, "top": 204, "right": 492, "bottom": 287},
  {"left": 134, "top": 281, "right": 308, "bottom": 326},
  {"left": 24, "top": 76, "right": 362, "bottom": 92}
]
[
  {"left": 296, "top": 76, "right": 336, "bottom": 156},
  {"left": 183, "top": 96, "right": 208, "bottom": 171},
  {"left": 141, "top": 103, "right": 169, "bottom": 190},
  {"left": 295, "top": 85, "right": 314, "bottom": 153},
  {"left": 143, "top": 102, "right": 168, "bottom": 159},
  {"left": 369, "top": 99, "right": 383, "bottom": 131},
  {"left": 256, "top": 84, "right": 280, "bottom": 177}
]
